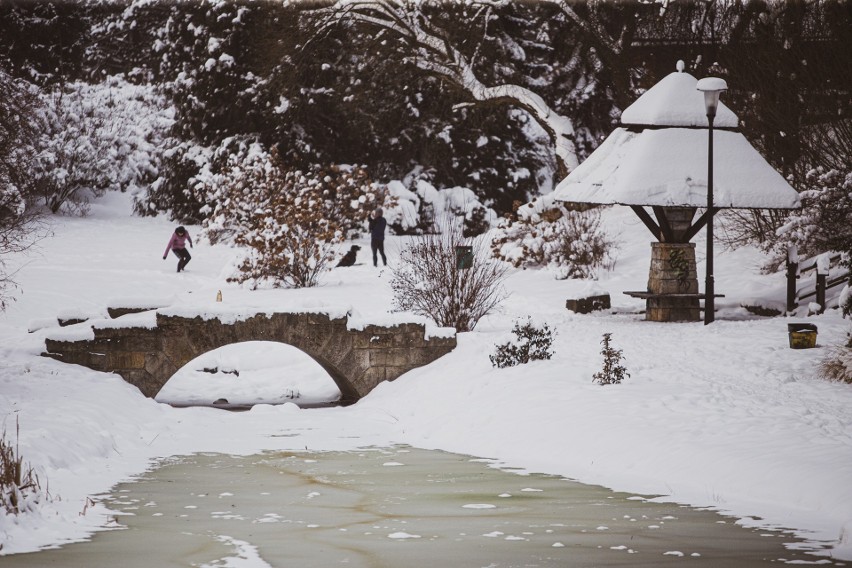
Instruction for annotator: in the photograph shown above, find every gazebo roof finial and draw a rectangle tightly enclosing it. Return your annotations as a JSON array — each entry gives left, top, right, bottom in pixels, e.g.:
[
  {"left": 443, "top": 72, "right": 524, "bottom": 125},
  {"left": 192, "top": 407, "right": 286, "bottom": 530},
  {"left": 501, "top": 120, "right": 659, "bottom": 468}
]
[{"left": 676, "top": 60, "right": 685, "bottom": 72}]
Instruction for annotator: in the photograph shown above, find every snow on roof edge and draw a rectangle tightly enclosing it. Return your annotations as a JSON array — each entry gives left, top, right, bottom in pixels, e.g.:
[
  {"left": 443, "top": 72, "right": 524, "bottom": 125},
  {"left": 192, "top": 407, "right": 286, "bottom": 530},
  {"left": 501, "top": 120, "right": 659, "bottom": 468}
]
[{"left": 553, "top": 128, "right": 800, "bottom": 210}]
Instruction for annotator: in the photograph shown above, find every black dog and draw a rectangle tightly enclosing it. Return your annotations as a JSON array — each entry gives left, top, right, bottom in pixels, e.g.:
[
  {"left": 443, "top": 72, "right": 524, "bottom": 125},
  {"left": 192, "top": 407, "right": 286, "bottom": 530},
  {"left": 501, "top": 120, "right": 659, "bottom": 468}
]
[{"left": 336, "top": 245, "right": 361, "bottom": 267}]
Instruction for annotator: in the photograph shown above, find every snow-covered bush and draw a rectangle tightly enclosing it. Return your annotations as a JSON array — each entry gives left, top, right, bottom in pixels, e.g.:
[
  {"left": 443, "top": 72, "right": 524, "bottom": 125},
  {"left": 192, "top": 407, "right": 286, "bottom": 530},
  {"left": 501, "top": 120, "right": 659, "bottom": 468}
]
[
  {"left": 382, "top": 178, "right": 498, "bottom": 236},
  {"left": 135, "top": 139, "right": 213, "bottom": 221},
  {"left": 390, "top": 218, "right": 508, "bottom": 332},
  {"left": 489, "top": 317, "right": 555, "bottom": 368},
  {"left": 1, "top": 420, "right": 47, "bottom": 516},
  {"left": 463, "top": 206, "right": 491, "bottom": 238},
  {"left": 491, "top": 194, "right": 615, "bottom": 279},
  {"left": 0, "top": 69, "right": 40, "bottom": 204},
  {"left": 0, "top": 69, "right": 46, "bottom": 310},
  {"left": 33, "top": 76, "right": 173, "bottom": 214},
  {"left": 841, "top": 283, "right": 852, "bottom": 319},
  {"left": 592, "top": 332, "right": 630, "bottom": 385},
  {"left": 0, "top": 182, "right": 32, "bottom": 311},
  {"left": 196, "top": 144, "right": 387, "bottom": 288}
]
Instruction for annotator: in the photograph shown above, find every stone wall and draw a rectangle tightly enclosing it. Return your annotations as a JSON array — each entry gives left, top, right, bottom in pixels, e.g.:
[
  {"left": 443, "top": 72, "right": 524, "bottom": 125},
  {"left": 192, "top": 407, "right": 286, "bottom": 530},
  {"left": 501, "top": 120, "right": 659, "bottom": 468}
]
[{"left": 44, "top": 312, "right": 456, "bottom": 403}]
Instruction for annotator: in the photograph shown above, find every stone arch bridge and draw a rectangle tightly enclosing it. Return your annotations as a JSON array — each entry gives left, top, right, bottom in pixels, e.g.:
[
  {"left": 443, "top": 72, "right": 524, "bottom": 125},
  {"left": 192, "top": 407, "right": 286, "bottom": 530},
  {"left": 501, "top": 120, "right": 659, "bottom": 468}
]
[{"left": 43, "top": 310, "right": 456, "bottom": 404}]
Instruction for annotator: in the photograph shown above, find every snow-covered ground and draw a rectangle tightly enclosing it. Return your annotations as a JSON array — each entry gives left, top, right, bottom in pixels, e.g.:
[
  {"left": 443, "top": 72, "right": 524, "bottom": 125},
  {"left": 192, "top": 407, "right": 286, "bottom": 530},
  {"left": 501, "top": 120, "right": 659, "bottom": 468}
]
[{"left": 1, "top": 192, "right": 850, "bottom": 561}]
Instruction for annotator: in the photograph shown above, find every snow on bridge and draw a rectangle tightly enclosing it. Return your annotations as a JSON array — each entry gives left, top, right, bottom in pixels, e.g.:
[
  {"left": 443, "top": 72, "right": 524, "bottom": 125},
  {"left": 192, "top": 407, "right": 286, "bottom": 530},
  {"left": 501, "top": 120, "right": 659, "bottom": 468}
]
[{"left": 42, "top": 304, "right": 456, "bottom": 404}]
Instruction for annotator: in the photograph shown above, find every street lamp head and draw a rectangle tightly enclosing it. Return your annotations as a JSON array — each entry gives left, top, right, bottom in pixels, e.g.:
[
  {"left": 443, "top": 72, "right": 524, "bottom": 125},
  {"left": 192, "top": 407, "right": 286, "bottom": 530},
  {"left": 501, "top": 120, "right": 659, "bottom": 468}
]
[{"left": 696, "top": 77, "right": 728, "bottom": 119}]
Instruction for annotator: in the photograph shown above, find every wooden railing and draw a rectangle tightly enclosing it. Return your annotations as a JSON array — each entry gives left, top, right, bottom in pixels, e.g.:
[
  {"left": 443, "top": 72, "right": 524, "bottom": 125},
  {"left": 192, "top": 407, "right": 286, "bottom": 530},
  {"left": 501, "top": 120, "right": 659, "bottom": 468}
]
[{"left": 786, "top": 247, "right": 850, "bottom": 314}]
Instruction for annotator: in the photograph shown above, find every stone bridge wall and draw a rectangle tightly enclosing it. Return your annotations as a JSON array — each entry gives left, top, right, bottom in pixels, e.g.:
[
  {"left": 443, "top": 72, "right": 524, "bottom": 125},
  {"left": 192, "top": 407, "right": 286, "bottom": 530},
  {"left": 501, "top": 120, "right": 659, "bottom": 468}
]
[{"left": 43, "top": 312, "right": 456, "bottom": 403}]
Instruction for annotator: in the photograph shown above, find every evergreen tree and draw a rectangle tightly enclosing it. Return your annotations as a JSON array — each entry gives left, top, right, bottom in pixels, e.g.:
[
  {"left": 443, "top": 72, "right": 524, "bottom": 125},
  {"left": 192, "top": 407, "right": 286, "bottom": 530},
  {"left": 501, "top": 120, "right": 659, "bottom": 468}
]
[
  {"left": 0, "top": 1, "right": 93, "bottom": 83},
  {"left": 592, "top": 333, "right": 629, "bottom": 385}
]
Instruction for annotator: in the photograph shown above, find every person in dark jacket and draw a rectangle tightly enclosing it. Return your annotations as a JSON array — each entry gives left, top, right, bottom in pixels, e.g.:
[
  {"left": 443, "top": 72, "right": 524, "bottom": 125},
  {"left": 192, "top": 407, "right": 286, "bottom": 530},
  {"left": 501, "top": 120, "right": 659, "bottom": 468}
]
[
  {"left": 163, "top": 226, "right": 193, "bottom": 272},
  {"left": 368, "top": 208, "right": 387, "bottom": 267}
]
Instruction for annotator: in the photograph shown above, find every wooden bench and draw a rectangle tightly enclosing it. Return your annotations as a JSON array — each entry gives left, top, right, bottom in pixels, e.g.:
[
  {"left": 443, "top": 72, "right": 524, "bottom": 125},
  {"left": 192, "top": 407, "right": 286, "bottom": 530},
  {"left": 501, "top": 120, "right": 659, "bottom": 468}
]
[
  {"left": 623, "top": 291, "right": 725, "bottom": 300},
  {"left": 623, "top": 291, "right": 725, "bottom": 321}
]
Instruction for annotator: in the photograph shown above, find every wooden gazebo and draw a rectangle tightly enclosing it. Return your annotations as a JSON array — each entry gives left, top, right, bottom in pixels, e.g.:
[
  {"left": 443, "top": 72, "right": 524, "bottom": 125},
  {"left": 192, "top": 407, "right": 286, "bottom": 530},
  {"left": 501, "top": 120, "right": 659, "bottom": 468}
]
[{"left": 552, "top": 62, "right": 800, "bottom": 322}]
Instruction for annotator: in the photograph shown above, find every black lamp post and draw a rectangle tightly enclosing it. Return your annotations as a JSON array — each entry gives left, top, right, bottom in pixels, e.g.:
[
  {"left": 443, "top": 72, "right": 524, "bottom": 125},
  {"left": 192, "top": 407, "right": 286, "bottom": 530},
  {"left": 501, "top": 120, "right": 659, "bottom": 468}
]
[{"left": 696, "top": 77, "right": 728, "bottom": 325}]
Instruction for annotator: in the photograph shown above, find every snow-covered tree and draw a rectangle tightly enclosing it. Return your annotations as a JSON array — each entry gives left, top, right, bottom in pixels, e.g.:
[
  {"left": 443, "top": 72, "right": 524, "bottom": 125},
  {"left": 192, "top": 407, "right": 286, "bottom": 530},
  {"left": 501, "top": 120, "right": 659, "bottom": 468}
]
[
  {"left": 378, "top": 178, "right": 498, "bottom": 237},
  {"left": 0, "top": 182, "right": 42, "bottom": 311},
  {"left": 11, "top": 0, "right": 846, "bottom": 235},
  {"left": 152, "top": 1, "right": 273, "bottom": 146},
  {"left": 0, "top": 1, "right": 93, "bottom": 84},
  {"left": 769, "top": 168, "right": 852, "bottom": 273},
  {"left": 311, "top": 1, "right": 583, "bottom": 177},
  {"left": 0, "top": 69, "right": 39, "bottom": 204}
]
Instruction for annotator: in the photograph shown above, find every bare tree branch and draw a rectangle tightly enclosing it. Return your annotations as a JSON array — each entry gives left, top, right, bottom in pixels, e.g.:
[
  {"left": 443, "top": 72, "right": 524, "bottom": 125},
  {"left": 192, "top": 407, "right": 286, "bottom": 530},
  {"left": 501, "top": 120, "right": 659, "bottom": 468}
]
[{"left": 310, "top": 0, "right": 580, "bottom": 174}]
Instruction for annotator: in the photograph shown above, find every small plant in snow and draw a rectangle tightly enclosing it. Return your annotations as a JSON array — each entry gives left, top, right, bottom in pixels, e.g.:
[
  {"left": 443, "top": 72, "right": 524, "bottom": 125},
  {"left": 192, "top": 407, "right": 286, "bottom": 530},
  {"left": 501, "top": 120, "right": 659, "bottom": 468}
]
[
  {"left": 592, "top": 332, "right": 630, "bottom": 385},
  {"left": 490, "top": 318, "right": 555, "bottom": 368}
]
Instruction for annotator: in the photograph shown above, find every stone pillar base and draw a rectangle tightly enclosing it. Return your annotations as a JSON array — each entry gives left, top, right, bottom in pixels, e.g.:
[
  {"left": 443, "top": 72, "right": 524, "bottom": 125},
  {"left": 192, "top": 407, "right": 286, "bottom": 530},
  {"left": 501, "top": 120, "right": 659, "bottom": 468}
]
[{"left": 646, "top": 242, "right": 700, "bottom": 322}]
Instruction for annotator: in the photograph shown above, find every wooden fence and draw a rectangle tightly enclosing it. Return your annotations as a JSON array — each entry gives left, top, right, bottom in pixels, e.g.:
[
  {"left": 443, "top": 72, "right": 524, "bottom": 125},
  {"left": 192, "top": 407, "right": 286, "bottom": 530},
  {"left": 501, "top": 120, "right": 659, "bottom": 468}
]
[{"left": 786, "top": 247, "right": 850, "bottom": 314}]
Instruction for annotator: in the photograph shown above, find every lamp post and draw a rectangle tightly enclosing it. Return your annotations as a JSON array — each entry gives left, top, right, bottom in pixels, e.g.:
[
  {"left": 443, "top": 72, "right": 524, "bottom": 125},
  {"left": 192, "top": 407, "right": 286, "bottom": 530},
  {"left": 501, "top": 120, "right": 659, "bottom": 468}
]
[{"left": 696, "top": 77, "right": 727, "bottom": 325}]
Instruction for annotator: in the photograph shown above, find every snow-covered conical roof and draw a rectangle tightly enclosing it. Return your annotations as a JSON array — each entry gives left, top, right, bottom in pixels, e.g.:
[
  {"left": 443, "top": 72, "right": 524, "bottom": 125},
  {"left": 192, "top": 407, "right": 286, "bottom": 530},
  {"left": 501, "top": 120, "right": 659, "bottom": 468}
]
[
  {"left": 621, "top": 63, "right": 739, "bottom": 129},
  {"left": 552, "top": 63, "right": 799, "bottom": 209}
]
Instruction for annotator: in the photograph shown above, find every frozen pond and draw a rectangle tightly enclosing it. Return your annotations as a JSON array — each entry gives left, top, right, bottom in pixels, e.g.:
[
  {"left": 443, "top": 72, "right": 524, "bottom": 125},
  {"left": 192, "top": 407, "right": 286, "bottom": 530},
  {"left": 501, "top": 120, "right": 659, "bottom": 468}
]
[{"left": 4, "top": 447, "right": 826, "bottom": 567}]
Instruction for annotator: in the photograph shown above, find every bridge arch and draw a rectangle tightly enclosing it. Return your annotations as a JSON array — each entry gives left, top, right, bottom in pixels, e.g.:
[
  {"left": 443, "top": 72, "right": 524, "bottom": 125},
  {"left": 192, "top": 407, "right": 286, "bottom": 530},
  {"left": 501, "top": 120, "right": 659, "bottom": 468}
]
[
  {"left": 44, "top": 311, "right": 456, "bottom": 404},
  {"left": 155, "top": 341, "right": 342, "bottom": 407}
]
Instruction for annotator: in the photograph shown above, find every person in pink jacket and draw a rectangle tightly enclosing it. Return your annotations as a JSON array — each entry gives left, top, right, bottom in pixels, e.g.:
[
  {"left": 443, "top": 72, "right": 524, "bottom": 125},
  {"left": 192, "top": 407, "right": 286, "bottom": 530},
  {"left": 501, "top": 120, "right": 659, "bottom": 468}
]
[{"left": 163, "top": 226, "right": 193, "bottom": 272}]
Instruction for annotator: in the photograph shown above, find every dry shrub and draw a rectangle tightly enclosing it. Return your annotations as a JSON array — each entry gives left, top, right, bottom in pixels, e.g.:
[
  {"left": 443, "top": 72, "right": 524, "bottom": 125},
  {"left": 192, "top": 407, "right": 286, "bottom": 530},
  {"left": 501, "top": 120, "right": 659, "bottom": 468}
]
[
  {"left": 818, "top": 333, "right": 852, "bottom": 384},
  {"left": 391, "top": 222, "right": 508, "bottom": 332},
  {"left": 1, "top": 419, "right": 45, "bottom": 516}
]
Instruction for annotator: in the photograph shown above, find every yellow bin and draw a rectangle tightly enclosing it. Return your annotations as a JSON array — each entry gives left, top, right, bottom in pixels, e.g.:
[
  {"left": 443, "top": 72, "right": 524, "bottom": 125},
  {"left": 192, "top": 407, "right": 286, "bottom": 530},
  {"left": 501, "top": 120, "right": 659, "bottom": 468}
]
[{"left": 788, "top": 323, "right": 817, "bottom": 349}]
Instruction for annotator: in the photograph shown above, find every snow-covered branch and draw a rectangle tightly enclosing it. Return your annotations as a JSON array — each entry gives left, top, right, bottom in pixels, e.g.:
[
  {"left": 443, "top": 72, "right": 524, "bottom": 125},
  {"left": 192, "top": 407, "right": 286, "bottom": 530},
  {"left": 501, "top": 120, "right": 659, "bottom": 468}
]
[
  {"left": 546, "top": 0, "right": 623, "bottom": 56},
  {"left": 314, "top": 0, "right": 579, "bottom": 173}
]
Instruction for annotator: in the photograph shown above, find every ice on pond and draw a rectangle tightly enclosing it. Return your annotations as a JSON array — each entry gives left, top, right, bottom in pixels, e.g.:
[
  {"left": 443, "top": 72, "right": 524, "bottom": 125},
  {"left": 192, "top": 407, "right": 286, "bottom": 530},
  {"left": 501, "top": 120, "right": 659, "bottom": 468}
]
[
  {"left": 1, "top": 447, "right": 830, "bottom": 568},
  {"left": 388, "top": 532, "right": 421, "bottom": 539}
]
